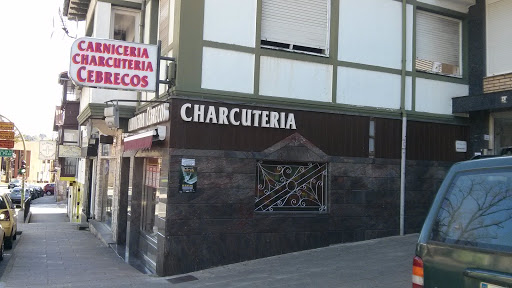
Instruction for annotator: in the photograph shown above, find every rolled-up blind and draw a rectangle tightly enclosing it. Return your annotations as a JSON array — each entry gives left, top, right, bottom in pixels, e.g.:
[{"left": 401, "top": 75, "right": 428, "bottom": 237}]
[
  {"left": 487, "top": 0, "right": 512, "bottom": 76},
  {"left": 261, "top": 0, "right": 329, "bottom": 51},
  {"left": 416, "top": 10, "right": 461, "bottom": 67}
]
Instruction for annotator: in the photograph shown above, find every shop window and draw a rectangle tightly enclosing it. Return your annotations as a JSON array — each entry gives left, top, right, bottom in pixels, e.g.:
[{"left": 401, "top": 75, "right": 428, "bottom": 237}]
[
  {"left": 110, "top": 8, "right": 140, "bottom": 42},
  {"left": 416, "top": 10, "right": 462, "bottom": 77},
  {"left": 142, "top": 158, "right": 161, "bottom": 237},
  {"left": 256, "top": 161, "right": 327, "bottom": 212},
  {"left": 62, "top": 158, "right": 77, "bottom": 176},
  {"left": 261, "top": 0, "right": 330, "bottom": 56}
]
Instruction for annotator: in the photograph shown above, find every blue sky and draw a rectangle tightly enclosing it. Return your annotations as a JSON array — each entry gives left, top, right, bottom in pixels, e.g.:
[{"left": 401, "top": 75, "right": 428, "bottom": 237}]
[{"left": 0, "top": 0, "right": 84, "bottom": 138}]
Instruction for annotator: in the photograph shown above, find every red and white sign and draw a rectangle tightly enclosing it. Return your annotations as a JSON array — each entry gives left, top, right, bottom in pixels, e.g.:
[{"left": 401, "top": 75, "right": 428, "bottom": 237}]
[{"left": 70, "top": 37, "right": 158, "bottom": 92}]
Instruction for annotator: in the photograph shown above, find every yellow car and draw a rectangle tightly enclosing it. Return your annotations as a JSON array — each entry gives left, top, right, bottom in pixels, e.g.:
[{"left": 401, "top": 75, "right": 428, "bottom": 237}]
[{"left": 0, "top": 192, "right": 17, "bottom": 249}]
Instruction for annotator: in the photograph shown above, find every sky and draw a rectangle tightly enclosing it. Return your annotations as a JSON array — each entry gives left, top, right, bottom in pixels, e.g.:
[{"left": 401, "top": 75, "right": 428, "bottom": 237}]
[{"left": 0, "top": 0, "right": 84, "bottom": 138}]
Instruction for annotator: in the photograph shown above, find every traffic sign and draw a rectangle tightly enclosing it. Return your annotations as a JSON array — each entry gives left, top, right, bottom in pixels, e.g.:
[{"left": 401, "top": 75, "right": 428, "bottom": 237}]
[
  {"left": 0, "top": 149, "right": 13, "bottom": 157},
  {"left": 0, "top": 131, "right": 14, "bottom": 140},
  {"left": 0, "top": 140, "right": 14, "bottom": 149},
  {"left": 0, "top": 122, "right": 13, "bottom": 131}
]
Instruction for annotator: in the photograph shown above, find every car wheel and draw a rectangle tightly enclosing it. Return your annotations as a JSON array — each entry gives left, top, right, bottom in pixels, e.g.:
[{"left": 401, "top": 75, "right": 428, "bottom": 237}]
[
  {"left": 5, "top": 236, "right": 12, "bottom": 250},
  {"left": 47, "top": 191, "right": 51, "bottom": 196},
  {"left": 12, "top": 229, "right": 16, "bottom": 241},
  {"left": 0, "top": 241, "right": 4, "bottom": 261}
]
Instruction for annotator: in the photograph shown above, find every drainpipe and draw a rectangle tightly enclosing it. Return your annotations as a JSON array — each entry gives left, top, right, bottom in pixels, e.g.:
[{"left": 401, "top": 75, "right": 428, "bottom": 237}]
[
  {"left": 137, "top": 0, "right": 146, "bottom": 105},
  {"left": 399, "top": 0, "right": 407, "bottom": 236}
]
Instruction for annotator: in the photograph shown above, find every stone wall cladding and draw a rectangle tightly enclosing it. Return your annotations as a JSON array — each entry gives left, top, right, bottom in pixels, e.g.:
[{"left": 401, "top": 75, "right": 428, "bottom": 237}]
[
  {"left": 163, "top": 146, "right": 455, "bottom": 276},
  {"left": 483, "top": 73, "right": 512, "bottom": 93}
]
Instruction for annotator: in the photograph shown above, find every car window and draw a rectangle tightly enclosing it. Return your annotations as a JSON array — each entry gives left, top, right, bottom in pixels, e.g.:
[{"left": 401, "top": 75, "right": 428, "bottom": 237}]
[
  {"left": 430, "top": 168, "right": 512, "bottom": 252},
  {"left": 5, "top": 195, "right": 12, "bottom": 208},
  {"left": 0, "top": 196, "right": 7, "bottom": 209}
]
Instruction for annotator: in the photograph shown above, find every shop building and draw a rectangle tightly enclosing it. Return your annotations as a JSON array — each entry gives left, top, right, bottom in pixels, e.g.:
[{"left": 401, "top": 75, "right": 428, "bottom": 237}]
[{"left": 63, "top": 0, "right": 486, "bottom": 276}]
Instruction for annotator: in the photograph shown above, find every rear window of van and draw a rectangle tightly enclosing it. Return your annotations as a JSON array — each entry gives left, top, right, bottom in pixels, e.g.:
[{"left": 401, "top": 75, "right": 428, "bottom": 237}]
[{"left": 430, "top": 168, "right": 512, "bottom": 252}]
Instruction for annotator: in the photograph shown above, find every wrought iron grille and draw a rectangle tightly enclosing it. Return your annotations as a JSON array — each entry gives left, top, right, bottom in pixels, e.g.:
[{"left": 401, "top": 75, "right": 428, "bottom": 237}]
[{"left": 256, "top": 161, "right": 327, "bottom": 212}]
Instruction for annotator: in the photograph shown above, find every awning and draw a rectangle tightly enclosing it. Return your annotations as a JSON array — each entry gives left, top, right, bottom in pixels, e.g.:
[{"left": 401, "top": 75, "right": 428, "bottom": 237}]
[
  {"left": 452, "top": 90, "right": 512, "bottom": 113},
  {"left": 123, "top": 126, "right": 166, "bottom": 152},
  {"left": 123, "top": 130, "right": 154, "bottom": 151}
]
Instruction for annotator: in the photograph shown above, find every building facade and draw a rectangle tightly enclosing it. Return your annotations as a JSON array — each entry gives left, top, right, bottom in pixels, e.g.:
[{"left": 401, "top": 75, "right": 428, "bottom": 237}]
[{"left": 63, "top": 0, "right": 489, "bottom": 276}]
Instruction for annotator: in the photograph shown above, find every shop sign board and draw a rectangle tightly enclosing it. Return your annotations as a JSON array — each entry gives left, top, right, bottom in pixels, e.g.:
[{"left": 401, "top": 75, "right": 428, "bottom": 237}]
[
  {"left": 179, "top": 103, "right": 297, "bottom": 130},
  {"left": 128, "top": 103, "right": 169, "bottom": 131},
  {"left": 39, "top": 141, "right": 57, "bottom": 160},
  {"left": 0, "top": 149, "right": 13, "bottom": 157},
  {"left": 0, "top": 131, "right": 14, "bottom": 140},
  {"left": 59, "top": 145, "right": 82, "bottom": 158},
  {"left": 69, "top": 37, "right": 158, "bottom": 92},
  {"left": 0, "top": 122, "right": 14, "bottom": 131},
  {"left": 0, "top": 140, "right": 14, "bottom": 149}
]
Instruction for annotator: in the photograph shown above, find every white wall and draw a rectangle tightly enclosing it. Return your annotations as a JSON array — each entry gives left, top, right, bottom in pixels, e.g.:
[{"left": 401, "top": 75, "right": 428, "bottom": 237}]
[
  {"left": 259, "top": 57, "right": 333, "bottom": 102},
  {"left": 339, "top": 0, "right": 413, "bottom": 71},
  {"left": 201, "top": 47, "right": 255, "bottom": 94},
  {"left": 415, "top": 78, "right": 469, "bottom": 115},
  {"left": 93, "top": 2, "right": 111, "bottom": 39},
  {"left": 203, "top": 0, "right": 257, "bottom": 48},
  {"left": 337, "top": 67, "right": 402, "bottom": 109}
]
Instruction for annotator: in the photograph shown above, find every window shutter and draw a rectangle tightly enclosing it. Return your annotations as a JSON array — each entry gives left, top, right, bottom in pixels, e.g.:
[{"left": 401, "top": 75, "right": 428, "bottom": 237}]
[
  {"left": 261, "top": 0, "right": 329, "bottom": 51},
  {"left": 416, "top": 10, "right": 461, "bottom": 67},
  {"left": 487, "top": 0, "right": 512, "bottom": 76}
]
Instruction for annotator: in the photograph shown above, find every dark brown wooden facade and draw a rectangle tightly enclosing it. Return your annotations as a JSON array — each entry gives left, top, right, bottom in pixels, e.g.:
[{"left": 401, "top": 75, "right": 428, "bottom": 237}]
[{"left": 169, "top": 98, "right": 469, "bottom": 162}]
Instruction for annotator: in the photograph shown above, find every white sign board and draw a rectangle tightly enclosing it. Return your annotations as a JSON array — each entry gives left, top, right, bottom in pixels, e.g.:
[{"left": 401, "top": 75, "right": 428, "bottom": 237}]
[
  {"left": 69, "top": 37, "right": 158, "bottom": 92},
  {"left": 39, "top": 141, "right": 57, "bottom": 160},
  {"left": 455, "top": 140, "right": 467, "bottom": 153}
]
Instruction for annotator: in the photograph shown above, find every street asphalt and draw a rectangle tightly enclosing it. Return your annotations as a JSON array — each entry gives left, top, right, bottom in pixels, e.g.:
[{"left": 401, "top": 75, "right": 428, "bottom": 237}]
[{"left": 0, "top": 183, "right": 418, "bottom": 287}]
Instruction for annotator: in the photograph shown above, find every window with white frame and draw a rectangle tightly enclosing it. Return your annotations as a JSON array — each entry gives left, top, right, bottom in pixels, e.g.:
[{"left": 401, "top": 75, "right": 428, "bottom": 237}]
[
  {"left": 416, "top": 10, "right": 462, "bottom": 77},
  {"left": 110, "top": 8, "right": 141, "bottom": 42},
  {"left": 261, "top": 0, "right": 330, "bottom": 56}
]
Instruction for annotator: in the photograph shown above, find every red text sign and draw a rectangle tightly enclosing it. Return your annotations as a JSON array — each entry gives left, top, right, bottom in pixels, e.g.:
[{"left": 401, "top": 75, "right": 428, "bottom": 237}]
[{"left": 69, "top": 37, "right": 158, "bottom": 92}]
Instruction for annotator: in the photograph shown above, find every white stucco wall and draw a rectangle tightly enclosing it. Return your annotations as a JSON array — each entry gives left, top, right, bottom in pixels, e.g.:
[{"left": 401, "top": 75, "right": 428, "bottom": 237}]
[
  {"left": 259, "top": 57, "right": 333, "bottom": 102},
  {"left": 415, "top": 78, "right": 469, "bottom": 115},
  {"left": 201, "top": 47, "right": 255, "bottom": 94},
  {"left": 93, "top": 2, "right": 111, "bottom": 39},
  {"left": 339, "top": 0, "right": 413, "bottom": 71},
  {"left": 337, "top": 67, "right": 402, "bottom": 109},
  {"left": 203, "top": 0, "right": 257, "bottom": 48}
]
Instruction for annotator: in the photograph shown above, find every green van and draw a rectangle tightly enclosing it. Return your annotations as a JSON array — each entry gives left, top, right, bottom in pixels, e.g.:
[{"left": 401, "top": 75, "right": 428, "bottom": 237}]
[{"left": 414, "top": 156, "right": 512, "bottom": 288}]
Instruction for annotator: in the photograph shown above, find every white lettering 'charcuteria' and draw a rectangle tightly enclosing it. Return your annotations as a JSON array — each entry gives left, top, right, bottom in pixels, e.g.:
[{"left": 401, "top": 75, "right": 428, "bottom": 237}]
[{"left": 180, "top": 103, "right": 296, "bottom": 130}]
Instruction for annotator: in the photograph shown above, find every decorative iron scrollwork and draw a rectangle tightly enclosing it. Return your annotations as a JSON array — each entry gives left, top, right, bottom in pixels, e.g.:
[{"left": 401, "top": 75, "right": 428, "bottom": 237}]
[{"left": 256, "top": 161, "right": 327, "bottom": 212}]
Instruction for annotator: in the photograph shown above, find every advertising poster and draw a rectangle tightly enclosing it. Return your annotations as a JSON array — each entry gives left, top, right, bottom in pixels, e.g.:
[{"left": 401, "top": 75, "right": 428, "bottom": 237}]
[{"left": 179, "top": 165, "right": 197, "bottom": 193}]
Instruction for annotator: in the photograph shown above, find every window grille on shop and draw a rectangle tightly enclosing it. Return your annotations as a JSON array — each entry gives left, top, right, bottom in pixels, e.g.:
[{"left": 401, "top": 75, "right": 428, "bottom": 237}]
[{"left": 256, "top": 161, "right": 327, "bottom": 212}]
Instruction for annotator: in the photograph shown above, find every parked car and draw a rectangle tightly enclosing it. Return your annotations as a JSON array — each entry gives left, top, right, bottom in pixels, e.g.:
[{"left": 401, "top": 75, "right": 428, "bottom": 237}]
[
  {"left": 9, "top": 188, "right": 31, "bottom": 207},
  {"left": 44, "top": 183, "right": 55, "bottom": 195},
  {"left": 32, "top": 186, "right": 44, "bottom": 198},
  {"left": 27, "top": 186, "right": 40, "bottom": 200},
  {"left": 0, "top": 192, "right": 16, "bottom": 250},
  {"left": 8, "top": 179, "right": 20, "bottom": 189},
  {"left": 0, "top": 224, "right": 4, "bottom": 260},
  {"left": 413, "top": 156, "right": 512, "bottom": 288}
]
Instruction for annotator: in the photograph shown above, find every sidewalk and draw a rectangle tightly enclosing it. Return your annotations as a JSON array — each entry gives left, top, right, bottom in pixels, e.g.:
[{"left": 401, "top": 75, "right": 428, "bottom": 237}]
[
  {"left": 0, "top": 197, "right": 169, "bottom": 288},
  {"left": 0, "top": 195, "right": 418, "bottom": 287}
]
